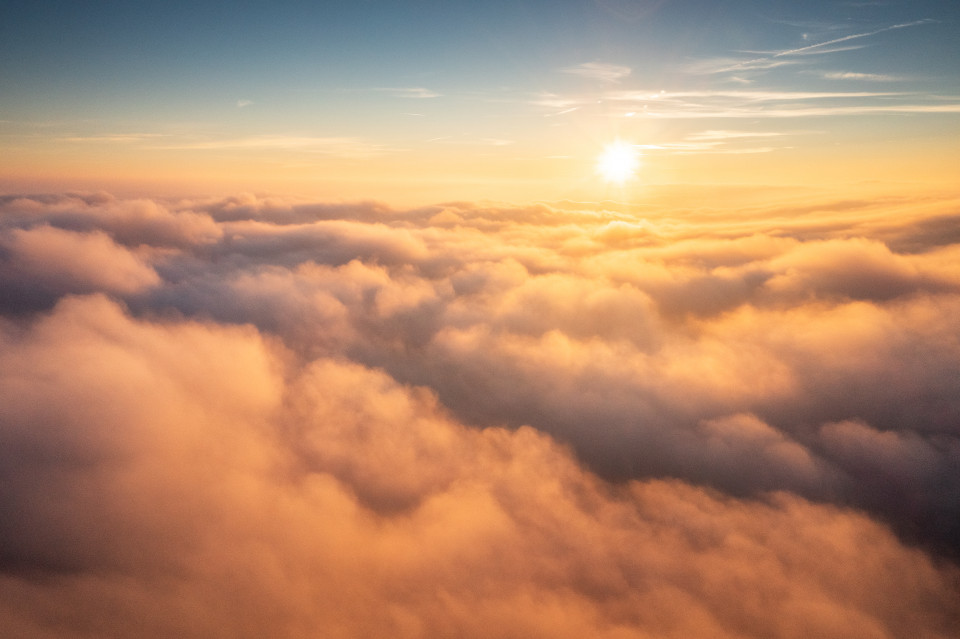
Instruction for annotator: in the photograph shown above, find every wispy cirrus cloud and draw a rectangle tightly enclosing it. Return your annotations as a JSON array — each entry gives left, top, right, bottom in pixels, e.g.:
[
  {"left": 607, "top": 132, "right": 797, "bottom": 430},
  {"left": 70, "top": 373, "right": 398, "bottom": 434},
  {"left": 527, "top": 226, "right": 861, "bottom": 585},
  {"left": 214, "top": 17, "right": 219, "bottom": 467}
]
[
  {"left": 689, "top": 44, "right": 874, "bottom": 75},
  {"left": 690, "top": 19, "right": 935, "bottom": 76},
  {"left": 686, "top": 57, "right": 803, "bottom": 75},
  {"left": 606, "top": 89, "right": 903, "bottom": 102},
  {"left": 529, "top": 92, "right": 587, "bottom": 109},
  {"left": 56, "top": 133, "right": 389, "bottom": 158},
  {"left": 527, "top": 83, "right": 960, "bottom": 122},
  {"left": 781, "top": 43, "right": 870, "bottom": 56},
  {"left": 640, "top": 103, "right": 960, "bottom": 119},
  {"left": 710, "top": 19, "right": 935, "bottom": 74},
  {"left": 774, "top": 19, "right": 935, "bottom": 58},
  {"left": 60, "top": 133, "right": 168, "bottom": 143},
  {"left": 561, "top": 62, "right": 632, "bottom": 83},
  {"left": 817, "top": 70, "right": 905, "bottom": 81},
  {"left": 636, "top": 130, "right": 790, "bottom": 155},
  {"left": 543, "top": 106, "right": 580, "bottom": 117},
  {"left": 636, "top": 141, "right": 779, "bottom": 155},
  {"left": 376, "top": 86, "right": 441, "bottom": 99},
  {"left": 150, "top": 135, "right": 386, "bottom": 157},
  {"left": 599, "top": 88, "right": 960, "bottom": 120},
  {"left": 426, "top": 136, "right": 515, "bottom": 146},
  {"left": 686, "top": 130, "right": 789, "bottom": 141}
]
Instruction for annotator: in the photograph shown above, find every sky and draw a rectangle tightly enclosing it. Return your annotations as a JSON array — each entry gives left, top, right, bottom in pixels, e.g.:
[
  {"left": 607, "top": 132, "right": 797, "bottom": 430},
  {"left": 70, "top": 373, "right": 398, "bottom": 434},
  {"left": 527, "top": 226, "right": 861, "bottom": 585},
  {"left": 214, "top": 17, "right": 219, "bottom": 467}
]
[
  {"left": 2, "top": 2, "right": 960, "bottom": 638},
  {"left": 2, "top": 0, "right": 959, "bottom": 202}
]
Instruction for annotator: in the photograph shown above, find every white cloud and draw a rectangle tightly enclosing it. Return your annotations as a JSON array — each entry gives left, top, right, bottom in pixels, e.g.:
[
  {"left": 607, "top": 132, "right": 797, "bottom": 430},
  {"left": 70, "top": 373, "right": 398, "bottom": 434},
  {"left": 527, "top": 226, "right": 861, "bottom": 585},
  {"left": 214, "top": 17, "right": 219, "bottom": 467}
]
[
  {"left": 773, "top": 19, "right": 934, "bottom": 58},
  {"left": 529, "top": 92, "right": 587, "bottom": 109},
  {"left": 561, "top": 62, "right": 632, "bottom": 84},
  {"left": 686, "top": 57, "right": 802, "bottom": 74},
  {"left": 377, "top": 87, "right": 441, "bottom": 99},
  {"left": 819, "top": 71, "right": 904, "bottom": 81},
  {"left": 599, "top": 89, "right": 960, "bottom": 119},
  {"left": 713, "top": 19, "right": 934, "bottom": 75},
  {"left": 426, "top": 136, "right": 515, "bottom": 146},
  {"left": 607, "top": 89, "right": 902, "bottom": 102},
  {"left": 642, "top": 103, "right": 960, "bottom": 119},
  {"left": 691, "top": 19, "right": 934, "bottom": 76},
  {"left": 60, "top": 133, "right": 167, "bottom": 143},
  {"left": 151, "top": 135, "right": 386, "bottom": 157},
  {"left": 687, "top": 130, "right": 787, "bottom": 141}
]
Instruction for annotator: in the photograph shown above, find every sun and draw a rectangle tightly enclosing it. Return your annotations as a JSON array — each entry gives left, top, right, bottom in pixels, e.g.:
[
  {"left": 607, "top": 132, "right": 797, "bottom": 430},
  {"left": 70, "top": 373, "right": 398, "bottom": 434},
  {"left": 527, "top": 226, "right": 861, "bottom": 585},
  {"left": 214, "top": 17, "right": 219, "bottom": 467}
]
[{"left": 596, "top": 141, "right": 640, "bottom": 184}]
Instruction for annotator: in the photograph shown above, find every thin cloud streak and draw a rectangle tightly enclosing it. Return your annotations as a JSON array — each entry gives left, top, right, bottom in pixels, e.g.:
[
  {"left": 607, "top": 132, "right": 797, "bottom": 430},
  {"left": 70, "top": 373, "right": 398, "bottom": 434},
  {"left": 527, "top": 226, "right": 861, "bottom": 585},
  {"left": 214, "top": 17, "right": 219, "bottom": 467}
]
[
  {"left": 531, "top": 86, "right": 960, "bottom": 121},
  {"left": 720, "top": 19, "right": 935, "bottom": 73},
  {"left": 774, "top": 19, "right": 935, "bottom": 58},
  {"left": 687, "top": 130, "right": 788, "bottom": 141},
  {"left": 151, "top": 135, "right": 387, "bottom": 157},
  {"left": 58, "top": 134, "right": 385, "bottom": 156},
  {"left": 376, "top": 87, "right": 442, "bottom": 99},
  {"left": 687, "top": 57, "right": 804, "bottom": 74},
  {"left": 561, "top": 62, "right": 632, "bottom": 83},
  {"left": 60, "top": 133, "right": 168, "bottom": 143},
  {"left": 783, "top": 44, "right": 869, "bottom": 56},
  {"left": 640, "top": 103, "right": 960, "bottom": 119},
  {"left": 818, "top": 71, "right": 904, "bottom": 81},
  {"left": 606, "top": 89, "right": 904, "bottom": 101}
]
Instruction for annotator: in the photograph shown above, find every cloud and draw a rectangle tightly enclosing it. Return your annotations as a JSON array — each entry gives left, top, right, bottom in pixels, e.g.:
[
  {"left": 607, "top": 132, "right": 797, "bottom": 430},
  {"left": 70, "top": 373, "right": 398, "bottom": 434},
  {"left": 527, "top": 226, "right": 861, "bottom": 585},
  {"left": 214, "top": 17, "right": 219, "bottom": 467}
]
[
  {"left": 56, "top": 131, "right": 388, "bottom": 157},
  {"left": 0, "top": 193, "right": 222, "bottom": 248},
  {"left": 561, "top": 62, "right": 632, "bottom": 84},
  {"left": 426, "top": 136, "right": 515, "bottom": 147},
  {"left": 634, "top": 130, "right": 791, "bottom": 155},
  {"left": 634, "top": 102, "right": 960, "bottom": 120},
  {"left": 710, "top": 19, "right": 936, "bottom": 74},
  {"left": 529, "top": 92, "right": 586, "bottom": 109},
  {"left": 60, "top": 133, "right": 167, "bottom": 143},
  {"left": 0, "top": 224, "right": 160, "bottom": 312},
  {"left": 686, "top": 57, "right": 804, "bottom": 74},
  {"left": 687, "top": 130, "right": 787, "bottom": 141},
  {"left": 1, "top": 191, "right": 960, "bottom": 635},
  {"left": 237, "top": 99, "right": 253, "bottom": 107},
  {"left": 531, "top": 87, "right": 960, "bottom": 121},
  {"left": 608, "top": 90, "right": 902, "bottom": 101},
  {"left": 1, "top": 294, "right": 957, "bottom": 637},
  {"left": 687, "top": 19, "right": 934, "bottom": 80},
  {"left": 376, "top": 87, "right": 441, "bottom": 99},
  {"left": 785, "top": 44, "right": 869, "bottom": 56},
  {"left": 772, "top": 19, "right": 935, "bottom": 59},
  {"left": 151, "top": 136, "right": 386, "bottom": 157},
  {"left": 818, "top": 71, "right": 903, "bottom": 81}
]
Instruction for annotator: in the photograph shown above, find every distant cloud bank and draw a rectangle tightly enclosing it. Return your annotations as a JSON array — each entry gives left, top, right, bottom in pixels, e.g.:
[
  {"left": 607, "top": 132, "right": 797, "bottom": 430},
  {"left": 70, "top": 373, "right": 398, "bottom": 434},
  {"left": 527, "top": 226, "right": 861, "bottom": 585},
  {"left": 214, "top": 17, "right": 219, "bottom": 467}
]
[{"left": 1, "top": 190, "right": 959, "bottom": 637}]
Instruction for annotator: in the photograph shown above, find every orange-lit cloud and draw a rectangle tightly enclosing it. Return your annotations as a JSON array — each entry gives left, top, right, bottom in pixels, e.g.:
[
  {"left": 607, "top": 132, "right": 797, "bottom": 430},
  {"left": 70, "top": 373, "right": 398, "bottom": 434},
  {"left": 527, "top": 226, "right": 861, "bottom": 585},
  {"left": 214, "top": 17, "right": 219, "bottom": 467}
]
[
  {"left": 0, "top": 224, "right": 160, "bottom": 311},
  {"left": 1, "top": 191, "right": 959, "bottom": 636}
]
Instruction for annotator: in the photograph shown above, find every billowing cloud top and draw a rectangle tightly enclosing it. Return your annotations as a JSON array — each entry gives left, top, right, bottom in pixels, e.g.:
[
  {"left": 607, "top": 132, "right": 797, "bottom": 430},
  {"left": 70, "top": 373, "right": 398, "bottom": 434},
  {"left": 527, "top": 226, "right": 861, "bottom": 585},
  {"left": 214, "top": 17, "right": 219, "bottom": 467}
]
[{"left": 1, "top": 190, "right": 959, "bottom": 637}]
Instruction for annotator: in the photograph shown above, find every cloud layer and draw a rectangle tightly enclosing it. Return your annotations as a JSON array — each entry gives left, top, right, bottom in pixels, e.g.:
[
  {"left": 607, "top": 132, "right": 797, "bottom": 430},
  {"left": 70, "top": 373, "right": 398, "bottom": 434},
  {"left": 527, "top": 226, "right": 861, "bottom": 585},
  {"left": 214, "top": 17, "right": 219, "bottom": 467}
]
[{"left": 1, "top": 190, "right": 959, "bottom": 637}]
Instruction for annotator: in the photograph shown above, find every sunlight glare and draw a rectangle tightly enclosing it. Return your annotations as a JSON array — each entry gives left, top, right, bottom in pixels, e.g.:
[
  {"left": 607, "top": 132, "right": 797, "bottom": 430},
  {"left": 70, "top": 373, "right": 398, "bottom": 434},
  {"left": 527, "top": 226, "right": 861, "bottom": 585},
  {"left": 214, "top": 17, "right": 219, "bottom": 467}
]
[{"left": 596, "top": 141, "right": 640, "bottom": 184}]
